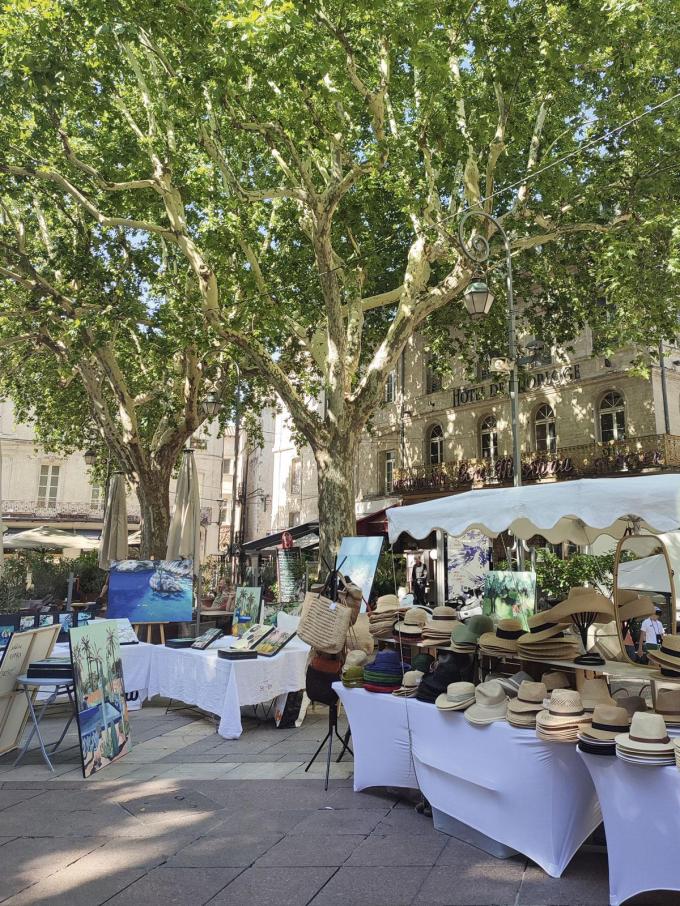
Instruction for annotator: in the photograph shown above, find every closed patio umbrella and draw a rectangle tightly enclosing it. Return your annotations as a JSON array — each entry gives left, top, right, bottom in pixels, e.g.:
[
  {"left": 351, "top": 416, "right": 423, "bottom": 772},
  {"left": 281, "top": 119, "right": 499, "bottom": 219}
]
[
  {"left": 166, "top": 449, "right": 201, "bottom": 626},
  {"left": 98, "top": 473, "right": 128, "bottom": 569}
]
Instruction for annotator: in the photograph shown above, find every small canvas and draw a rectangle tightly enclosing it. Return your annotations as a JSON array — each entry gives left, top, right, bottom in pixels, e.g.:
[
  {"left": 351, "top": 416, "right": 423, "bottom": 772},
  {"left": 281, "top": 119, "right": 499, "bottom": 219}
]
[
  {"left": 482, "top": 571, "right": 537, "bottom": 631},
  {"left": 255, "top": 628, "right": 296, "bottom": 657},
  {"left": 70, "top": 619, "right": 131, "bottom": 778},
  {"left": 231, "top": 624, "right": 274, "bottom": 651},
  {"left": 337, "top": 536, "right": 383, "bottom": 611},
  {"left": 113, "top": 619, "right": 139, "bottom": 646},
  {"left": 234, "top": 586, "right": 264, "bottom": 624},
  {"left": 108, "top": 559, "right": 193, "bottom": 623},
  {"left": 0, "top": 615, "right": 20, "bottom": 648},
  {"left": 19, "top": 614, "right": 38, "bottom": 631}
]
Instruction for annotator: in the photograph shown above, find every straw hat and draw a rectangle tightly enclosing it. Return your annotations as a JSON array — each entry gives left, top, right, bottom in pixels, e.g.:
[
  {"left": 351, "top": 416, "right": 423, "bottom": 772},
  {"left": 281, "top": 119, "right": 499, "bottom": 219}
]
[
  {"left": 341, "top": 665, "right": 365, "bottom": 688},
  {"left": 392, "top": 669, "right": 424, "bottom": 697},
  {"left": 375, "top": 594, "right": 400, "bottom": 613},
  {"left": 654, "top": 688, "right": 680, "bottom": 727},
  {"left": 493, "top": 671, "right": 533, "bottom": 698},
  {"left": 617, "top": 695, "right": 649, "bottom": 718},
  {"left": 508, "top": 681, "right": 548, "bottom": 715},
  {"left": 618, "top": 595, "right": 656, "bottom": 622},
  {"left": 423, "top": 606, "right": 459, "bottom": 634},
  {"left": 435, "top": 681, "right": 476, "bottom": 711},
  {"left": 536, "top": 689, "right": 587, "bottom": 728},
  {"left": 579, "top": 704, "right": 630, "bottom": 741},
  {"left": 464, "top": 680, "right": 508, "bottom": 725},
  {"left": 393, "top": 608, "right": 428, "bottom": 636},
  {"left": 542, "top": 671, "right": 571, "bottom": 692},
  {"left": 580, "top": 677, "right": 614, "bottom": 713},
  {"left": 648, "top": 635, "right": 680, "bottom": 671},
  {"left": 343, "top": 649, "right": 369, "bottom": 671},
  {"left": 549, "top": 587, "right": 614, "bottom": 623},
  {"left": 446, "top": 614, "right": 494, "bottom": 650},
  {"left": 517, "top": 612, "right": 569, "bottom": 644},
  {"left": 615, "top": 711, "right": 674, "bottom": 756},
  {"left": 479, "top": 619, "right": 525, "bottom": 654}
]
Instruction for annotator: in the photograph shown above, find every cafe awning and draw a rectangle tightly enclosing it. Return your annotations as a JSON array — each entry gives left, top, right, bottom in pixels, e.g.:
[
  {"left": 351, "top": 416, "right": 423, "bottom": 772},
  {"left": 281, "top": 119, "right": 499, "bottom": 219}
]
[{"left": 240, "top": 521, "right": 319, "bottom": 554}]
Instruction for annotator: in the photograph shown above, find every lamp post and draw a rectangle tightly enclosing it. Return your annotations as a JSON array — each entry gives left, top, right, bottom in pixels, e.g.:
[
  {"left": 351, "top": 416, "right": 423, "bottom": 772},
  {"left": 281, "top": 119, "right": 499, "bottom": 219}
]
[{"left": 458, "top": 210, "right": 522, "bottom": 491}]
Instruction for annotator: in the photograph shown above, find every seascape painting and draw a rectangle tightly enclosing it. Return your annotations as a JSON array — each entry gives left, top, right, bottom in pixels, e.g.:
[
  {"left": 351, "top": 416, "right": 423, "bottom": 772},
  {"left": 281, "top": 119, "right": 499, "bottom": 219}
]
[
  {"left": 108, "top": 559, "right": 193, "bottom": 623},
  {"left": 70, "top": 619, "right": 131, "bottom": 778},
  {"left": 482, "top": 571, "right": 537, "bottom": 630},
  {"left": 336, "top": 536, "right": 383, "bottom": 612},
  {"left": 234, "top": 586, "right": 263, "bottom": 624}
]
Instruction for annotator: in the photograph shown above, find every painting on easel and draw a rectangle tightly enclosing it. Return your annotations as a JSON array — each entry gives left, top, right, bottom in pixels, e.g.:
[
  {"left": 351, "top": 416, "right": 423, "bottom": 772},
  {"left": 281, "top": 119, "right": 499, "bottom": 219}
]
[
  {"left": 108, "top": 560, "right": 193, "bottom": 623},
  {"left": 70, "top": 619, "right": 131, "bottom": 778}
]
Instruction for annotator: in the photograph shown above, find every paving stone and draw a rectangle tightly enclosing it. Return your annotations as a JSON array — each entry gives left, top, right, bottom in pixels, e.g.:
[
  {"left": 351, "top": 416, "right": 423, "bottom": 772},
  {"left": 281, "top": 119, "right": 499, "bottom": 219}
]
[
  {"left": 157, "top": 753, "right": 228, "bottom": 763},
  {"left": 0, "top": 792, "right": 138, "bottom": 837},
  {"left": 208, "top": 808, "right": 312, "bottom": 836},
  {"left": 288, "top": 808, "right": 390, "bottom": 836},
  {"left": 372, "top": 807, "right": 445, "bottom": 837},
  {"left": 418, "top": 859, "right": 525, "bottom": 906},
  {"left": 347, "top": 833, "right": 446, "bottom": 866},
  {"left": 0, "top": 837, "right": 106, "bottom": 900},
  {"left": 309, "top": 866, "right": 431, "bottom": 906},
  {"left": 208, "top": 866, "right": 336, "bottom": 906},
  {"left": 168, "top": 832, "right": 284, "bottom": 867},
  {"left": 116, "top": 789, "right": 220, "bottom": 822},
  {"left": 518, "top": 850, "right": 610, "bottom": 905},
  {"left": 324, "top": 787, "right": 401, "bottom": 809},
  {"left": 105, "top": 866, "right": 244, "bottom": 905},
  {"left": 256, "top": 833, "right": 366, "bottom": 867},
  {"left": 2, "top": 867, "right": 146, "bottom": 905},
  {"left": 0, "top": 789, "right": 44, "bottom": 811}
]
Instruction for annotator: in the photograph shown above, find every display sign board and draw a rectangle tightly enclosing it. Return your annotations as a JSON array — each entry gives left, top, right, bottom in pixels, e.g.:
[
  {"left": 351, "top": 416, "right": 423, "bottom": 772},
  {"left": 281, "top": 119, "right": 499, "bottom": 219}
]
[{"left": 276, "top": 548, "right": 301, "bottom": 604}]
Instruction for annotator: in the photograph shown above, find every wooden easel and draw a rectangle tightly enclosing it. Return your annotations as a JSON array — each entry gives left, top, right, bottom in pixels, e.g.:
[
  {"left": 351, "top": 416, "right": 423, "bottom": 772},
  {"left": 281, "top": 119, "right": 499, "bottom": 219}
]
[{"left": 133, "top": 623, "right": 168, "bottom": 645}]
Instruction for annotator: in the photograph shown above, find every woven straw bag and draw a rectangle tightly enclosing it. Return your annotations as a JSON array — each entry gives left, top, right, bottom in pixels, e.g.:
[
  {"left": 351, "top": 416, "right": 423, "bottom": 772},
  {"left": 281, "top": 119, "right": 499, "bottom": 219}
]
[{"left": 298, "top": 592, "right": 353, "bottom": 654}]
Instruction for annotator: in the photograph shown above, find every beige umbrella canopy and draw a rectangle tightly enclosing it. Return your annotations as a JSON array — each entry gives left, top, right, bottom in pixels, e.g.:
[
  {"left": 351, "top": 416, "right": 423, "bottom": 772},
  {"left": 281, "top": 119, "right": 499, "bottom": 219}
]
[
  {"left": 166, "top": 449, "right": 201, "bottom": 574},
  {"left": 3, "top": 525, "right": 100, "bottom": 551},
  {"left": 98, "top": 473, "right": 128, "bottom": 569}
]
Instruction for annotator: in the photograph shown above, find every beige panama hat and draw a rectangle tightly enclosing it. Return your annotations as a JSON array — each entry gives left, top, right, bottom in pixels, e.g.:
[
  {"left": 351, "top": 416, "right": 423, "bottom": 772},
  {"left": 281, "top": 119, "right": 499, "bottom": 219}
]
[
  {"left": 548, "top": 587, "right": 614, "bottom": 623},
  {"left": 423, "top": 606, "right": 459, "bottom": 634},
  {"left": 580, "top": 677, "right": 614, "bottom": 713},
  {"left": 578, "top": 703, "right": 630, "bottom": 741},
  {"left": 392, "top": 669, "right": 424, "bottom": 697},
  {"left": 618, "top": 594, "right": 656, "bottom": 622},
  {"left": 541, "top": 671, "right": 571, "bottom": 692},
  {"left": 615, "top": 711, "right": 674, "bottom": 755},
  {"left": 375, "top": 594, "right": 400, "bottom": 613},
  {"left": 517, "top": 612, "right": 569, "bottom": 645},
  {"left": 464, "top": 680, "right": 508, "bottom": 725},
  {"left": 393, "top": 608, "right": 428, "bottom": 636},
  {"left": 508, "top": 681, "right": 548, "bottom": 715},
  {"left": 479, "top": 619, "right": 525, "bottom": 655},
  {"left": 536, "top": 689, "right": 587, "bottom": 728},
  {"left": 653, "top": 688, "right": 680, "bottom": 726},
  {"left": 648, "top": 635, "right": 680, "bottom": 671},
  {"left": 435, "top": 681, "right": 476, "bottom": 711}
]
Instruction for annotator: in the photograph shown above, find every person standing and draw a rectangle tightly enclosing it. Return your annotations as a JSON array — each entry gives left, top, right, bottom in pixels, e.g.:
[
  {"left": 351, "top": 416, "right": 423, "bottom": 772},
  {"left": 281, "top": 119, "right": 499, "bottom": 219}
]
[
  {"left": 411, "top": 555, "right": 428, "bottom": 607},
  {"left": 639, "top": 608, "right": 665, "bottom": 658}
]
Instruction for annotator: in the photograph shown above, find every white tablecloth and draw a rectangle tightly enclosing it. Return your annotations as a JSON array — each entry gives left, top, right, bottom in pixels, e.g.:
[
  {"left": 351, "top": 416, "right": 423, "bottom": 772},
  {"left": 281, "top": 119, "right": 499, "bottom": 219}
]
[
  {"left": 334, "top": 685, "right": 418, "bottom": 792},
  {"left": 146, "top": 639, "right": 309, "bottom": 738},
  {"left": 580, "top": 753, "right": 680, "bottom": 905},
  {"left": 407, "top": 699, "right": 601, "bottom": 877},
  {"left": 53, "top": 641, "right": 153, "bottom": 707}
]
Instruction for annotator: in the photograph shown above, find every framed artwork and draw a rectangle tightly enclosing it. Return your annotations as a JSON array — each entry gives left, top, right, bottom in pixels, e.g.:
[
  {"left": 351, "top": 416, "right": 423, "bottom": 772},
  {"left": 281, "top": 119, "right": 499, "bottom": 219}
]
[
  {"left": 19, "top": 614, "right": 38, "bottom": 631},
  {"left": 0, "top": 615, "right": 21, "bottom": 648},
  {"left": 108, "top": 559, "right": 193, "bottom": 623},
  {"left": 336, "top": 536, "right": 383, "bottom": 611},
  {"left": 231, "top": 624, "right": 274, "bottom": 651},
  {"left": 234, "top": 586, "right": 264, "bottom": 624},
  {"left": 482, "top": 571, "right": 537, "bottom": 631},
  {"left": 254, "top": 629, "right": 296, "bottom": 657},
  {"left": 112, "top": 619, "right": 139, "bottom": 646},
  {"left": 70, "top": 619, "right": 131, "bottom": 778},
  {"left": 447, "top": 531, "right": 492, "bottom": 604},
  {"left": 191, "top": 627, "right": 224, "bottom": 650}
]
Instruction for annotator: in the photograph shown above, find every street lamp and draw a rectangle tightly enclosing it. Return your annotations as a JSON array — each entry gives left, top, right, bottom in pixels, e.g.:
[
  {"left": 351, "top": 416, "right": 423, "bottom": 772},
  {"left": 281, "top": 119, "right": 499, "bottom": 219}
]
[
  {"left": 84, "top": 448, "right": 97, "bottom": 466},
  {"left": 458, "top": 209, "right": 522, "bottom": 491},
  {"left": 203, "top": 390, "right": 221, "bottom": 419}
]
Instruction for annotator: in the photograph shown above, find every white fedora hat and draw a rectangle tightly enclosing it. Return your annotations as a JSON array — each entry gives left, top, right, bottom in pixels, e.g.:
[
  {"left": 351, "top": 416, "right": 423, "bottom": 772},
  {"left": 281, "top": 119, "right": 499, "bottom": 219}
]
[
  {"left": 436, "top": 681, "right": 476, "bottom": 711},
  {"left": 615, "top": 711, "right": 674, "bottom": 755},
  {"left": 508, "top": 681, "right": 547, "bottom": 714},
  {"left": 464, "top": 680, "right": 508, "bottom": 725}
]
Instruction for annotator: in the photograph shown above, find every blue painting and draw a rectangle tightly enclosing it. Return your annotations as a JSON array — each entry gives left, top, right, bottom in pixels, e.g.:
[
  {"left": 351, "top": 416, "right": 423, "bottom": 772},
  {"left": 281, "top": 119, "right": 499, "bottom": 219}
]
[
  {"left": 336, "top": 536, "right": 384, "bottom": 612},
  {"left": 108, "top": 560, "right": 193, "bottom": 623}
]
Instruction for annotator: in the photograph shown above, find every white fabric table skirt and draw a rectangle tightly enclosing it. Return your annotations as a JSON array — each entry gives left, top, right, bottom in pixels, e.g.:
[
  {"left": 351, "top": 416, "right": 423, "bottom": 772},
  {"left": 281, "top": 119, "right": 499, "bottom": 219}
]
[
  {"left": 333, "top": 685, "right": 418, "bottom": 792},
  {"left": 579, "top": 752, "right": 680, "bottom": 905},
  {"left": 147, "top": 638, "right": 309, "bottom": 738},
  {"left": 407, "top": 698, "right": 601, "bottom": 878},
  {"left": 52, "top": 640, "right": 153, "bottom": 708}
]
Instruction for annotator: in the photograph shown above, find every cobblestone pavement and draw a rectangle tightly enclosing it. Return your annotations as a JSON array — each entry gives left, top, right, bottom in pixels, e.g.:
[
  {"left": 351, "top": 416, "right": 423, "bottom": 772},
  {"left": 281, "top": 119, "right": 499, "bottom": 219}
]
[{"left": 0, "top": 702, "right": 675, "bottom": 905}]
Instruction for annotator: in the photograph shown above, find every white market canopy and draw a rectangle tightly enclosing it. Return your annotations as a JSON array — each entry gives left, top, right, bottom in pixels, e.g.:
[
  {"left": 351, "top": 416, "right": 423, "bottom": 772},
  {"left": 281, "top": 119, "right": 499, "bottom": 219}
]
[
  {"left": 2, "top": 525, "right": 100, "bottom": 552},
  {"left": 387, "top": 475, "right": 680, "bottom": 546},
  {"left": 618, "top": 553, "right": 672, "bottom": 594}
]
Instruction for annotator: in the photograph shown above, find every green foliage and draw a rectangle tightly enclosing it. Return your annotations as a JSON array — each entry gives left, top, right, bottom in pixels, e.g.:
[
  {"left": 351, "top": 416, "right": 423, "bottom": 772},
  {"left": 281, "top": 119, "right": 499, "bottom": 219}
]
[
  {"left": 372, "top": 550, "right": 406, "bottom": 599},
  {"left": 535, "top": 551, "right": 616, "bottom": 600},
  {"left": 0, "top": 559, "right": 29, "bottom": 612}
]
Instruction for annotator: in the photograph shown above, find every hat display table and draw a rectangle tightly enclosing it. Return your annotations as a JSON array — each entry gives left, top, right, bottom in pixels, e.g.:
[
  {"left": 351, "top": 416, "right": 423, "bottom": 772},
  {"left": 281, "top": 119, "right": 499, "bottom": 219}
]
[
  {"left": 579, "top": 753, "right": 680, "bottom": 905},
  {"left": 406, "top": 698, "right": 601, "bottom": 877},
  {"left": 333, "top": 684, "right": 418, "bottom": 792},
  {"left": 147, "top": 637, "right": 309, "bottom": 738}
]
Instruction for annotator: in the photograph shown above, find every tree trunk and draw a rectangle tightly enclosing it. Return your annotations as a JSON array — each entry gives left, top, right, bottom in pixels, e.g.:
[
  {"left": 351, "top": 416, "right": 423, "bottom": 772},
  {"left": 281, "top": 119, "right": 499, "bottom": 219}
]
[
  {"left": 315, "top": 436, "right": 358, "bottom": 579},
  {"left": 136, "top": 474, "right": 171, "bottom": 560}
]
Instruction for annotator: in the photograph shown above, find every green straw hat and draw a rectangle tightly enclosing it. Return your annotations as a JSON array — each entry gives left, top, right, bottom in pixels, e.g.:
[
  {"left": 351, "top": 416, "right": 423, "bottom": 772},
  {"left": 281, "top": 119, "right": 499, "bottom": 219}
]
[{"left": 451, "top": 614, "right": 494, "bottom": 646}]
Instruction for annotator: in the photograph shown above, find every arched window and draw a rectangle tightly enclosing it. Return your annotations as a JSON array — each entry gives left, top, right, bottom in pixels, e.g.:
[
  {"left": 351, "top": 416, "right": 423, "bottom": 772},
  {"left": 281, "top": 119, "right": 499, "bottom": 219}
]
[
  {"left": 480, "top": 415, "right": 498, "bottom": 459},
  {"left": 599, "top": 391, "right": 626, "bottom": 442},
  {"left": 428, "top": 424, "right": 444, "bottom": 466},
  {"left": 534, "top": 403, "right": 557, "bottom": 453}
]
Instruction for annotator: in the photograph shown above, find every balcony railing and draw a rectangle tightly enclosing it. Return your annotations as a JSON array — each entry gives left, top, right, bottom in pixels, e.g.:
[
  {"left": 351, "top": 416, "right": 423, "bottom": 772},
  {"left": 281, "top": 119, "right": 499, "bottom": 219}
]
[
  {"left": 394, "top": 433, "right": 680, "bottom": 495},
  {"left": 1, "top": 499, "right": 141, "bottom": 523}
]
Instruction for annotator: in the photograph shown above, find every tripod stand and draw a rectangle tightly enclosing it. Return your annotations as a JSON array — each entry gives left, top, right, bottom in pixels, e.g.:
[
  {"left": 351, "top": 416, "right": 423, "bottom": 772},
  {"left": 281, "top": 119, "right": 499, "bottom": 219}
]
[{"left": 305, "top": 701, "right": 353, "bottom": 791}]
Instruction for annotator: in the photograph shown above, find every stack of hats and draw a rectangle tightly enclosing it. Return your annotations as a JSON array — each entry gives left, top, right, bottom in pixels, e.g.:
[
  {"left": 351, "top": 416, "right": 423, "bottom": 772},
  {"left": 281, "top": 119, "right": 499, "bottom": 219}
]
[
  {"left": 416, "top": 659, "right": 462, "bottom": 704},
  {"left": 536, "top": 689, "right": 589, "bottom": 743},
  {"left": 516, "top": 612, "right": 580, "bottom": 662},
  {"left": 617, "top": 592, "right": 656, "bottom": 622},
  {"left": 653, "top": 688, "right": 680, "bottom": 732},
  {"left": 435, "top": 681, "right": 476, "bottom": 712},
  {"left": 464, "top": 680, "right": 508, "bottom": 725},
  {"left": 479, "top": 619, "right": 524, "bottom": 657},
  {"left": 363, "top": 650, "right": 406, "bottom": 693},
  {"left": 490, "top": 671, "right": 533, "bottom": 698},
  {"left": 343, "top": 650, "right": 369, "bottom": 671},
  {"left": 578, "top": 703, "right": 630, "bottom": 756},
  {"left": 419, "top": 606, "right": 459, "bottom": 647},
  {"left": 580, "top": 677, "right": 615, "bottom": 713},
  {"left": 674, "top": 738, "right": 680, "bottom": 769},
  {"left": 615, "top": 712, "right": 675, "bottom": 765},
  {"left": 446, "top": 614, "right": 494, "bottom": 654},
  {"left": 542, "top": 671, "right": 571, "bottom": 693},
  {"left": 507, "top": 681, "right": 547, "bottom": 729},
  {"left": 342, "top": 666, "right": 365, "bottom": 689},
  {"left": 411, "top": 652, "right": 435, "bottom": 675},
  {"left": 548, "top": 587, "right": 615, "bottom": 655},
  {"left": 392, "top": 670, "right": 423, "bottom": 697},
  {"left": 647, "top": 636, "right": 680, "bottom": 678},
  {"left": 369, "top": 595, "right": 400, "bottom": 641},
  {"left": 392, "top": 608, "right": 428, "bottom": 645}
]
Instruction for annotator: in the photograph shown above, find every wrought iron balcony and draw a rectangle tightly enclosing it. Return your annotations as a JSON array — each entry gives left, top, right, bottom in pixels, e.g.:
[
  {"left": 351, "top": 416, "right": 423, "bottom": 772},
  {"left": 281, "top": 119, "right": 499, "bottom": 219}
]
[
  {"left": 1, "top": 499, "right": 141, "bottom": 523},
  {"left": 394, "top": 433, "right": 680, "bottom": 495}
]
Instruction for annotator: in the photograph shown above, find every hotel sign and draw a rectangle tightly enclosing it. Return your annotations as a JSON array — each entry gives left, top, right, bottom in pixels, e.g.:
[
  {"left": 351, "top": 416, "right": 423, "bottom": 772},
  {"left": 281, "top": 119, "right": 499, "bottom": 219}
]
[{"left": 452, "top": 364, "right": 581, "bottom": 408}]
